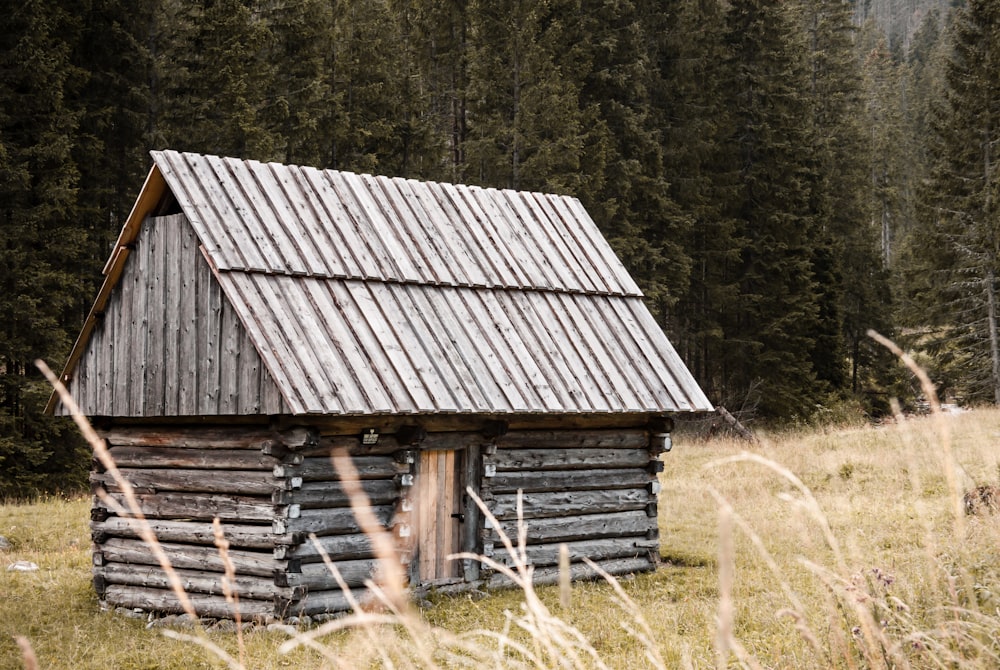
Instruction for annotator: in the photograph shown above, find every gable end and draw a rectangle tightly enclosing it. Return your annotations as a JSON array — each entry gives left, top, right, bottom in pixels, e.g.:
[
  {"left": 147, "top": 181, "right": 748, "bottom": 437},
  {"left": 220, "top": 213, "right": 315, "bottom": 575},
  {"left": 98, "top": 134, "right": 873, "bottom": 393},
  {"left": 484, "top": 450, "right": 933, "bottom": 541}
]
[{"left": 58, "top": 213, "right": 286, "bottom": 417}]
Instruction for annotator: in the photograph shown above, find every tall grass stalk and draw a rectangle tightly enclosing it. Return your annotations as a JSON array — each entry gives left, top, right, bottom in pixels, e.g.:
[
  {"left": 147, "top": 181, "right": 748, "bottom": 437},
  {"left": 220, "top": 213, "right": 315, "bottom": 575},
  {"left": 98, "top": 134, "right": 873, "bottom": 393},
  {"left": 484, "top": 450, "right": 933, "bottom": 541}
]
[
  {"left": 36, "top": 360, "right": 199, "bottom": 621},
  {"left": 868, "top": 329, "right": 965, "bottom": 538},
  {"left": 15, "top": 637, "right": 37, "bottom": 670},
  {"left": 11, "top": 352, "right": 1000, "bottom": 669},
  {"left": 688, "top": 331, "right": 1000, "bottom": 669},
  {"left": 212, "top": 518, "right": 247, "bottom": 664},
  {"left": 714, "top": 501, "right": 734, "bottom": 670}
]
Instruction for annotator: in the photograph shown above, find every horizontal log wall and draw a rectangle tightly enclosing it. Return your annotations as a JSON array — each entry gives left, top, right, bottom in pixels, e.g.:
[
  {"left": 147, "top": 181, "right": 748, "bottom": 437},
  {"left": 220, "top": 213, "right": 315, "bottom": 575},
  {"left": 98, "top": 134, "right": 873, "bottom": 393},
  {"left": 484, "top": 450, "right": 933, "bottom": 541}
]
[
  {"left": 92, "top": 424, "right": 405, "bottom": 619},
  {"left": 486, "top": 557, "right": 656, "bottom": 589},
  {"left": 480, "top": 428, "right": 660, "bottom": 577},
  {"left": 90, "top": 421, "right": 666, "bottom": 618}
]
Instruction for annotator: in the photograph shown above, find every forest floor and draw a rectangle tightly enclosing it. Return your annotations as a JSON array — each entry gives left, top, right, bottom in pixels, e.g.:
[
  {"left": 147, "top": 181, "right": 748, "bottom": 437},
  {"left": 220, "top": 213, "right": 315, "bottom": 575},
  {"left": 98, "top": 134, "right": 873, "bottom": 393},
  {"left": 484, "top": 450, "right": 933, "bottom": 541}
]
[{"left": 2, "top": 409, "right": 1000, "bottom": 669}]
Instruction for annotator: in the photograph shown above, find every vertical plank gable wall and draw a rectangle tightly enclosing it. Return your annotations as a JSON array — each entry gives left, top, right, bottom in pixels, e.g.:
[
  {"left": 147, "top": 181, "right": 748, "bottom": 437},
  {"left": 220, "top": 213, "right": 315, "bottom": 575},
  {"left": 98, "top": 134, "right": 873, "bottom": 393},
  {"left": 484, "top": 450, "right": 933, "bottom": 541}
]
[{"left": 69, "top": 214, "right": 285, "bottom": 417}]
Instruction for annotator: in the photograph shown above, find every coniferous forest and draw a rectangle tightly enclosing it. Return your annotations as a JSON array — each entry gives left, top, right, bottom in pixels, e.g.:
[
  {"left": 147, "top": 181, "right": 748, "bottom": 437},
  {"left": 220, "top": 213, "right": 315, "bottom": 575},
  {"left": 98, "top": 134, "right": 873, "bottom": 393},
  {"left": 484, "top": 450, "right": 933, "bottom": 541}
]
[{"left": 1, "top": 0, "right": 991, "bottom": 495}]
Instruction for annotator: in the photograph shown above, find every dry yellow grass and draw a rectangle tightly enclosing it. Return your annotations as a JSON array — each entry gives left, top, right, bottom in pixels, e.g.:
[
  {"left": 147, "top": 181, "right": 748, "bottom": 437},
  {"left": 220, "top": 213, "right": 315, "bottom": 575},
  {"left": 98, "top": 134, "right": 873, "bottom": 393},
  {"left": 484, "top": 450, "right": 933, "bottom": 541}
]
[{"left": 3, "top": 405, "right": 1000, "bottom": 669}]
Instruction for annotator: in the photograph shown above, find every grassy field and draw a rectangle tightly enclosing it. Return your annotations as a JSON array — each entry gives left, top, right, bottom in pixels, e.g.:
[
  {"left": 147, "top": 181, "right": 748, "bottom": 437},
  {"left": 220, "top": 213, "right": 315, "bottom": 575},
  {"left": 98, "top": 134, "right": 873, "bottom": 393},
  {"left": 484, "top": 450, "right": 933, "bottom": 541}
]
[{"left": 2, "top": 409, "right": 1000, "bottom": 669}]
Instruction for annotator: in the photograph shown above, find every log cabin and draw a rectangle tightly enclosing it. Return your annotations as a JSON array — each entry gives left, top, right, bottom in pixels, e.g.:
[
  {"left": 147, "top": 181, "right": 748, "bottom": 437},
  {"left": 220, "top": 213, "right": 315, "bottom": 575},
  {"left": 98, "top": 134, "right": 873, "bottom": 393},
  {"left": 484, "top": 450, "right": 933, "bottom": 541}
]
[{"left": 48, "top": 150, "right": 713, "bottom": 619}]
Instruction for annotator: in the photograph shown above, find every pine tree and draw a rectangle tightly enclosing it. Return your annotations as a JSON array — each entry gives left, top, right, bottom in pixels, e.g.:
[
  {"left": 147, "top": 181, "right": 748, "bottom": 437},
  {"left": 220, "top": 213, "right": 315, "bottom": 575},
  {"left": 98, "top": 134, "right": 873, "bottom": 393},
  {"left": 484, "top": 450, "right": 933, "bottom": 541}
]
[
  {"left": 915, "top": 0, "right": 1000, "bottom": 403},
  {"left": 70, "top": 0, "right": 155, "bottom": 262},
  {"left": 798, "top": 0, "right": 897, "bottom": 410},
  {"left": 258, "top": 0, "right": 335, "bottom": 167},
  {"left": 651, "top": 0, "right": 742, "bottom": 404},
  {"left": 893, "top": 9, "right": 952, "bottom": 332},
  {"left": 463, "top": 0, "right": 587, "bottom": 192},
  {"left": 154, "top": 0, "right": 277, "bottom": 159},
  {"left": 861, "top": 21, "right": 904, "bottom": 267},
  {"left": 0, "top": 0, "right": 90, "bottom": 496},
  {"left": 408, "top": 0, "right": 471, "bottom": 182},
  {"left": 904, "top": 8, "right": 950, "bottom": 188},
  {"left": 722, "top": 0, "right": 823, "bottom": 418},
  {"left": 570, "top": 0, "right": 691, "bottom": 319},
  {"left": 320, "top": 0, "right": 443, "bottom": 176}
]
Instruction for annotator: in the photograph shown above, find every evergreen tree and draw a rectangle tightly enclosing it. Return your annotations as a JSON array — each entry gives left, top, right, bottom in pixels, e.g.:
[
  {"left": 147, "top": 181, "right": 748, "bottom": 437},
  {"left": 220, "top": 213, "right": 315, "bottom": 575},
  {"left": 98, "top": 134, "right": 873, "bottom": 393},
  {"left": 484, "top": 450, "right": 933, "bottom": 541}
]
[
  {"left": 722, "top": 0, "right": 823, "bottom": 418},
  {"left": 322, "top": 0, "right": 442, "bottom": 176},
  {"left": 259, "top": 0, "right": 335, "bottom": 167},
  {"left": 154, "top": 0, "right": 277, "bottom": 159},
  {"left": 408, "top": 0, "right": 471, "bottom": 182},
  {"left": 652, "top": 0, "right": 742, "bottom": 404},
  {"left": 0, "top": 0, "right": 90, "bottom": 496},
  {"left": 797, "top": 0, "right": 851, "bottom": 394},
  {"left": 70, "top": 0, "right": 155, "bottom": 262},
  {"left": 913, "top": 0, "right": 1000, "bottom": 403},
  {"left": 799, "top": 0, "right": 897, "bottom": 410},
  {"left": 904, "top": 8, "right": 950, "bottom": 186},
  {"left": 464, "top": 0, "right": 587, "bottom": 192},
  {"left": 573, "top": 0, "right": 692, "bottom": 319},
  {"left": 849, "top": 24, "right": 907, "bottom": 407},
  {"left": 893, "top": 9, "right": 952, "bottom": 331},
  {"left": 860, "top": 21, "right": 906, "bottom": 267}
]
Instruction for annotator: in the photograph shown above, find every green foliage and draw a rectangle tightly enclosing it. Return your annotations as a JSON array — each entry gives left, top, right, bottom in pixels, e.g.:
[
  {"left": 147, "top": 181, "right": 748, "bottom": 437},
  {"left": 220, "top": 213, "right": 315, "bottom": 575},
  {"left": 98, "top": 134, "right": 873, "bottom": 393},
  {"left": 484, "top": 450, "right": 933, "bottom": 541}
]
[
  {"left": 326, "top": 2, "right": 422, "bottom": 174},
  {"left": 465, "top": 0, "right": 588, "bottom": 192},
  {"left": 719, "top": 0, "right": 825, "bottom": 418},
  {"left": 0, "top": 0, "right": 94, "bottom": 498},
  {"left": 0, "top": 381, "right": 89, "bottom": 498},
  {"left": 892, "top": 10, "right": 952, "bottom": 396},
  {"left": 655, "top": 0, "right": 742, "bottom": 403},
  {"left": 905, "top": 0, "right": 1000, "bottom": 404},
  {"left": 154, "top": 0, "right": 278, "bottom": 158},
  {"left": 69, "top": 0, "right": 156, "bottom": 262},
  {"left": 573, "top": 0, "right": 693, "bottom": 318},
  {"left": 4, "top": 0, "right": 989, "bottom": 487},
  {"left": 797, "top": 0, "right": 864, "bottom": 394},
  {"left": 259, "top": 0, "right": 335, "bottom": 167}
]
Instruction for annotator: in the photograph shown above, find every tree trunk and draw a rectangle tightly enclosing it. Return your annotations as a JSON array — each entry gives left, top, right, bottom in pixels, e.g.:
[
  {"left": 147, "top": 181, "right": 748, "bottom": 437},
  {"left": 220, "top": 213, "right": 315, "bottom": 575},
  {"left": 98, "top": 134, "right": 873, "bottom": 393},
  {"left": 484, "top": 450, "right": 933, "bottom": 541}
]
[
  {"left": 985, "top": 131, "right": 1000, "bottom": 405},
  {"left": 987, "top": 269, "right": 1000, "bottom": 405}
]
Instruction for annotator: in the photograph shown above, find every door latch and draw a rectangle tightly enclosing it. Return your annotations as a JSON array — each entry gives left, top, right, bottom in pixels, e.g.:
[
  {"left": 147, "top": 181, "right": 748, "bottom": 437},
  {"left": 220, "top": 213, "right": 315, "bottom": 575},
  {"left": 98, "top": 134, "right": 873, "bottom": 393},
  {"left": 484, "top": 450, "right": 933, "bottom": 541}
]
[{"left": 451, "top": 513, "right": 465, "bottom": 523}]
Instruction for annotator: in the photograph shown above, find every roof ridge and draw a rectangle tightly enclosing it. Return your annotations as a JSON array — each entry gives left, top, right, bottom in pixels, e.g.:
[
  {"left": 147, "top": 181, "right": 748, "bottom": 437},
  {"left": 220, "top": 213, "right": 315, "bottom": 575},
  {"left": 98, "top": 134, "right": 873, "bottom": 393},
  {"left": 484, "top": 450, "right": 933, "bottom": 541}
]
[{"left": 152, "top": 150, "right": 642, "bottom": 296}]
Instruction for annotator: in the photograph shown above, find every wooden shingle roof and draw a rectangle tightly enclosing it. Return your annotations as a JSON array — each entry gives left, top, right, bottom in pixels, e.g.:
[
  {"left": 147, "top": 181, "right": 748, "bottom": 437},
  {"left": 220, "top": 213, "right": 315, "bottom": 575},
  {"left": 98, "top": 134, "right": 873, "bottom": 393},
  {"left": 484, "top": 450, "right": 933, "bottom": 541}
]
[{"left": 51, "top": 151, "right": 712, "bottom": 417}]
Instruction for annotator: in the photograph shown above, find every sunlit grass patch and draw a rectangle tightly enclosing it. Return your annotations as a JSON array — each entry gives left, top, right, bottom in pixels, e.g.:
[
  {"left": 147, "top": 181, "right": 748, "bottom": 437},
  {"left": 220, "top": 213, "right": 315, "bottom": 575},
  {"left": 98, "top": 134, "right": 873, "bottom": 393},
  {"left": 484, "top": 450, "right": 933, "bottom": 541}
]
[{"left": 4, "top": 398, "right": 1000, "bottom": 668}]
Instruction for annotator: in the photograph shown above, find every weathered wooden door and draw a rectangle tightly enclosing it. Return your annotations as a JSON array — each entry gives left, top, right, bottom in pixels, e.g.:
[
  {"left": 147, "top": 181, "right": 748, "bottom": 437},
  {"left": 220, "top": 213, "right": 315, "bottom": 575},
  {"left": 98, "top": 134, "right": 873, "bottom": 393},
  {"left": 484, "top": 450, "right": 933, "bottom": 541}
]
[{"left": 416, "top": 449, "right": 466, "bottom": 583}]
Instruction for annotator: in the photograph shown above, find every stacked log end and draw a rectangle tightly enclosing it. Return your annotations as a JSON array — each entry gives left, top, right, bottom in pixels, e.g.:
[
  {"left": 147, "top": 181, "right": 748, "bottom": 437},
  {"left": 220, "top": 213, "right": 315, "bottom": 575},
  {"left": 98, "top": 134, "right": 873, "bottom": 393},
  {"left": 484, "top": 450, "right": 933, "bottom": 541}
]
[
  {"left": 480, "top": 428, "right": 662, "bottom": 589},
  {"left": 90, "top": 425, "right": 406, "bottom": 620},
  {"left": 90, "top": 423, "right": 666, "bottom": 620}
]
